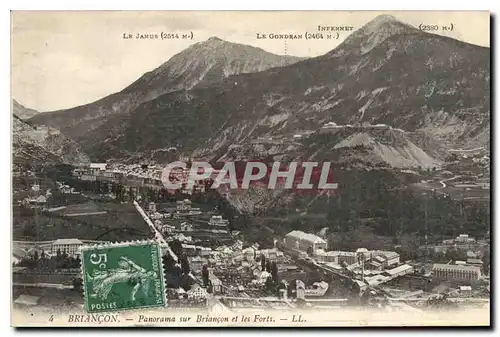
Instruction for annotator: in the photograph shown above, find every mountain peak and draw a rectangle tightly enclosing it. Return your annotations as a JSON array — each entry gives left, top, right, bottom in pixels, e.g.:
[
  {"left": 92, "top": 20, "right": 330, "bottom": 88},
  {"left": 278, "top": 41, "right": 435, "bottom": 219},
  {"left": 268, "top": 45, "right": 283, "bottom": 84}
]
[
  {"left": 326, "top": 14, "right": 416, "bottom": 57},
  {"left": 207, "top": 36, "right": 223, "bottom": 42},
  {"left": 358, "top": 14, "right": 408, "bottom": 35},
  {"left": 365, "top": 14, "right": 400, "bottom": 26},
  {"left": 200, "top": 36, "right": 228, "bottom": 47}
]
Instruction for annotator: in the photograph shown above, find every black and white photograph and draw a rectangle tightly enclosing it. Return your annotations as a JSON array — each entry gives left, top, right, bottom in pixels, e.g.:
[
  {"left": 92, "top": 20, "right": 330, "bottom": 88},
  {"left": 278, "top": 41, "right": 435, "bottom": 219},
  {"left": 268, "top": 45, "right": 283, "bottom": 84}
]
[{"left": 10, "top": 10, "right": 491, "bottom": 327}]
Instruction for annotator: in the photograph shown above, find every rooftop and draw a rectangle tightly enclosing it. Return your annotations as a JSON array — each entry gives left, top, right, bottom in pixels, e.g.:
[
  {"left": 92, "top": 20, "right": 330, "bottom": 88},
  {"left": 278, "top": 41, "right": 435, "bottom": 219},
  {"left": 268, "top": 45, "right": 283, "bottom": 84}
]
[
  {"left": 14, "top": 295, "right": 40, "bottom": 306},
  {"left": 90, "top": 163, "right": 107, "bottom": 170},
  {"left": 13, "top": 247, "right": 28, "bottom": 258},
  {"left": 210, "top": 277, "right": 222, "bottom": 286},
  {"left": 371, "top": 250, "right": 400, "bottom": 259},
  {"left": 386, "top": 264, "right": 413, "bottom": 276},
  {"left": 336, "top": 251, "right": 356, "bottom": 257},
  {"left": 433, "top": 263, "right": 481, "bottom": 272},
  {"left": 467, "top": 258, "right": 484, "bottom": 264},
  {"left": 286, "top": 230, "right": 327, "bottom": 244},
  {"left": 53, "top": 238, "right": 83, "bottom": 245}
]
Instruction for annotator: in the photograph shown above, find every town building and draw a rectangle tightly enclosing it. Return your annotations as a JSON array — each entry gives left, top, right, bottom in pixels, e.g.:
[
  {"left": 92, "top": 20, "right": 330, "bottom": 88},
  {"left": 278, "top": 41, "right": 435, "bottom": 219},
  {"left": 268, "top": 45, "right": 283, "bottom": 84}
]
[
  {"left": 466, "top": 258, "right": 484, "bottom": 267},
  {"left": 369, "top": 250, "right": 400, "bottom": 267},
  {"left": 176, "top": 199, "right": 192, "bottom": 212},
  {"left": 432, "top": 264, "right": 481, "bottom": 282},
  {"left": 209, "top": 275, "right": 223, "bottom": 294},
  {"left": 190, "top": 256, "right": 207, "bottom": 272},
  {"left": 51, "top": 238, "right": 83, "bottom": 257},
  {"left": 186, "top": 284, "right": 208, "bottom": 301},
  {"left": 459, "top": 285, "right": 472, "bottom": 297},
  {"left": 364, "top": 274, "right": 392, "bottom": 287},
  {"left": 356, "top": 248, "right": 370, "bottom": 260},
  {"left": 384, "top": 264, "right": 414, "bottom": 278},
  {"left": 259, "top": 248, "right": 279, "bottom": 262},
  {"left": 305, "top": 281, "right": 329, "bottom": 297},
  {"left": 336, "top": 252, "right": 357, "bottom": 266},
  {"left": 198, "top": 247, "right": 212, "bottom": 258},
  {"left": 89, "top": 163, "right": 107, "bottom": 176},
  {"left": 243, "top": 247, "right": 256, "bottom": 261},
  {"left": 12, "top": 247, "right": 28, "bottom": 264},
  {"left": 209, "top": 215, "right": 229, "bottom": 227},
  {"left": 24, "top": 195, "right": 47, "bottom": 207},
  {"left": 183, "top": 244, "right": 197, "bottom": 256},
  {"left": 455, "top": 234, "right": 475, "bottom": 243},
  {"left": 285, "top": 230, "right": 327, "bottom": 254},
  {"left": 80, "top": 173, "right": 97, "bottom": 181},
  {"left": 180, "top": 222, "right": 193, "bottom": 232},
  {"left": 368, "top": 256, "right": 386, "bottom": 270},
  {"left": 296, "top": 280, "right": 306, "bottom": 300},
  {"left": 72, "top": 168, "right": 87, "bottom": 178},
  {"left": 231, "top": 240, "right": 243, "bottom": 251},
  {"left": 319, "top": 122, "right": 341, "bottom": 134},
  {"left": 322, "top": 251, "right": 340, "bottom": 263}
]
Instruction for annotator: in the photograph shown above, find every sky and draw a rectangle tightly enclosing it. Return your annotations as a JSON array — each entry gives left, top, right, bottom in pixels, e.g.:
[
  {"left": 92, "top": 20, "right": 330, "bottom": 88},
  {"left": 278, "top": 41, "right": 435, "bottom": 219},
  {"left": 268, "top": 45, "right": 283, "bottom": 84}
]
[{"left": 11, "top": 11, "right": 490, "bottom": 112}]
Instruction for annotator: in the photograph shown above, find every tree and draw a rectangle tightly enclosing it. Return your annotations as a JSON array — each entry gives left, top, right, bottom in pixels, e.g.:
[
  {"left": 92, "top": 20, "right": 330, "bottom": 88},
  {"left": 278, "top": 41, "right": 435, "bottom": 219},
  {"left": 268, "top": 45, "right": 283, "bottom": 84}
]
[
  {"left": 265, "top": 276, "right": 274, "bottom": 290},
  {"left": 483, "top": 250, "right": 490, "bottom": 275},
  {"left": 74, "top": 255, "right": 81, "bottom": 268},
  {"left": 287, "top": 279, "right": 297, "bottom": 298},
  {"left": 22, "top": 223, "right": 37, "bottom": 238},
  {"left": 271, "top": 261, "right": 279, "bottom": 282},
  {"left": 72, "top": 277, "right": 83, "bottom": 291},
  {"left": 261, "top": 255, "right": 266, "bottom": 271},
  {"left": 170, "top": 240, "right": 183, "bottom": 258},
  {"left": 202, "top": 265, "right": 209, "bottom": 287},
  {"left": 180, "top": 254, "right": 190, "bottom": 274},
  {"left": 266, "top": 260, "right": 272, "bottom": 273},
  {"left": 163, "top": 254, "right": 174, "bottom": 275},
  {"left": 307, "top": 246, "right": 314, "bottom": 256},
  {"left": 180, "top": 274, "right": 193, "bottom": 292},
  {"left": 128, "top": 187, "right": 135, "bottom": 201}
]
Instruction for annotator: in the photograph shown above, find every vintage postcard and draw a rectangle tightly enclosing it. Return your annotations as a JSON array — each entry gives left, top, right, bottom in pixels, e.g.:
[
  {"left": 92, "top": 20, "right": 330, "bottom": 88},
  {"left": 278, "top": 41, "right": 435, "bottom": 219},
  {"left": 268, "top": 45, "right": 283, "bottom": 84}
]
[{"left": 11, "top": 10, "right": 491, "bottom": 327}]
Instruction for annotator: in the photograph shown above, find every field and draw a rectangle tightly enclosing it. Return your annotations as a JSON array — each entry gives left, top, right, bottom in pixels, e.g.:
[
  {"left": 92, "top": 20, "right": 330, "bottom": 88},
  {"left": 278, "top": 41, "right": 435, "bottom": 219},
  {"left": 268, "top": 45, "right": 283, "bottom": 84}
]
[
  {"left": 13, "top": 286, "right": 84, "bottom": 307},
  {"left": 13, "top": 201, "right": 152, "bottom": 242}
]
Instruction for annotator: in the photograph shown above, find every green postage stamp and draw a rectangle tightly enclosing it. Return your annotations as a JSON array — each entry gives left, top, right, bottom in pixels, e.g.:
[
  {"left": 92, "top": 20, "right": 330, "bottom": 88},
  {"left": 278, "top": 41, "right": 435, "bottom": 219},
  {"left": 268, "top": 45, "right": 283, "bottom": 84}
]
[{"left": 81, "top": 241, "right": 167, "bottom": 313}]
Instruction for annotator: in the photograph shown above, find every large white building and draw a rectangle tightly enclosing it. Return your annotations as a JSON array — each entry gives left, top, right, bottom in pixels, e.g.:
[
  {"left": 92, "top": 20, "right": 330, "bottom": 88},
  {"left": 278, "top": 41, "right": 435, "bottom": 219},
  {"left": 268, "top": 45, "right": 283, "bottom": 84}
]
[
  {"left": 456, "top": 234, "right": 476, "bottom": 243},
  {"left": 433, "top": 263, "right": 481, "bottom": 282},
  {"left": 285, "top": 230, "right": 327, "bottom": 254},
  {"left": 51, "top": 238, "right": 83, "bottom": 257}
]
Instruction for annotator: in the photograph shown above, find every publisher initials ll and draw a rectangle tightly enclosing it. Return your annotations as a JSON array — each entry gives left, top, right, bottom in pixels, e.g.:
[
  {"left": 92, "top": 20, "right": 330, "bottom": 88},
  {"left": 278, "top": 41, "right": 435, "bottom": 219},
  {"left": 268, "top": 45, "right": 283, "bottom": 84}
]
[{"left": 292, "top": 315, "right": 305, "bottom": 322}]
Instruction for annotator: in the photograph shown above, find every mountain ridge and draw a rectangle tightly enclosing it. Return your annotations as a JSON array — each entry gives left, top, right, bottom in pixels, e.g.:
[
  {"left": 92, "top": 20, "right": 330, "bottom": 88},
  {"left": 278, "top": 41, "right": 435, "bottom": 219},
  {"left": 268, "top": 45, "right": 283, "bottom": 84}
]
[
  {"left": 29, "top": 37, "right": 305, "bottom": 139},
  {"left": 13, "top": 99, "right": 40, "bottom": 120},
  {"left": 79, "top": 15, "right": 489, "bottom": 164},
  {"left": 12, "top": 107, "right": 89, "bottom": 165}
]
